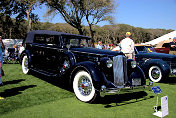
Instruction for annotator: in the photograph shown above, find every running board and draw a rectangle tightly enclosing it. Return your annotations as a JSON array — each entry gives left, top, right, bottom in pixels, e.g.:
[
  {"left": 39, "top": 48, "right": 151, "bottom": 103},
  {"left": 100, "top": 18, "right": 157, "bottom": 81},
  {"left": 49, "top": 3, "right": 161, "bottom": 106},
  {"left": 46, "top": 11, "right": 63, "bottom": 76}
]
[{"left": 30, "top": 68, "right": 57, "bottom": 77}]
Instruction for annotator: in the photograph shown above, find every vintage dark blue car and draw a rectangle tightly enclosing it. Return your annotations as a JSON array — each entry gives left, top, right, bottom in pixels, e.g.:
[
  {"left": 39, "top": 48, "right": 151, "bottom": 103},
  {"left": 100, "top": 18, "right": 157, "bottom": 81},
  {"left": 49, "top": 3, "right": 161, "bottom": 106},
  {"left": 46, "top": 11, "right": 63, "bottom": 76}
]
[
  {"left": 20, "top": 30, "right": 152, "bottom": 103},
  {"left": 135, "top": 45, "right": 176, "bottom": 82}
]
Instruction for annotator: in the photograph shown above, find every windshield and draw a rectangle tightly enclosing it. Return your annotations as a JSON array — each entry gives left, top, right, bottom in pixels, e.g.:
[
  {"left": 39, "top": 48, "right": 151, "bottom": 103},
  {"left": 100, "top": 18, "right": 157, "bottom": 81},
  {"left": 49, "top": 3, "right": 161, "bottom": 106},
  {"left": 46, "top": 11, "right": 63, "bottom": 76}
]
[
  {"left": 62, "top": 36, "right": 93, "bottom": 48},
  {"left": 136, "top": 46, "right": 156, "bottom": 53}
]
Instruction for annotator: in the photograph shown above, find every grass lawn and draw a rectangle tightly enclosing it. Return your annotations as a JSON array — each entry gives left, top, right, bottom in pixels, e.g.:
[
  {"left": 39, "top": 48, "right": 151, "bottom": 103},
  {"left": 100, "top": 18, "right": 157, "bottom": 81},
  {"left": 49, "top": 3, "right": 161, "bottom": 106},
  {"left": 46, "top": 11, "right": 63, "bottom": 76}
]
[{"left": 0, "top": 64, "right": 176, "bottom": 118}]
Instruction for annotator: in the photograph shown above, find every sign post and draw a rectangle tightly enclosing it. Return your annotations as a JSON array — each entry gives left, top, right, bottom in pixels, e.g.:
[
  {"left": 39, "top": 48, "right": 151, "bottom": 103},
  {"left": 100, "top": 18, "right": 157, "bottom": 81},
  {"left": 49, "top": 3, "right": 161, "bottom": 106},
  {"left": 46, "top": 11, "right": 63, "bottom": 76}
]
[{"left": 152, "top": 86, "right": 169, "bottom": 118}]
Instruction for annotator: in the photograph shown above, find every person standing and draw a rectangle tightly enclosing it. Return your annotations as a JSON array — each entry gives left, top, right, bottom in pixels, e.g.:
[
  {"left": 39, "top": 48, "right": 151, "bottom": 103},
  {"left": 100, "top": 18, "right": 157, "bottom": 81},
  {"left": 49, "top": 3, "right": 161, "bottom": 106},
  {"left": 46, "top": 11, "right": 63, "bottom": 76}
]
[
  {"left": 96, "top": 41, "right": 103, "bottom": 49},
  {"left": 18, "top": 44, "right": 25, "bottom": 59},
  {"left": 0, "top": 36, "right": 5, "bottom": 86},
  {"left": 169, "top": 37, "right": 176, "bottom": 55},
  {"left": 120, "top": 32, "right": 135, "bottom": 59}
]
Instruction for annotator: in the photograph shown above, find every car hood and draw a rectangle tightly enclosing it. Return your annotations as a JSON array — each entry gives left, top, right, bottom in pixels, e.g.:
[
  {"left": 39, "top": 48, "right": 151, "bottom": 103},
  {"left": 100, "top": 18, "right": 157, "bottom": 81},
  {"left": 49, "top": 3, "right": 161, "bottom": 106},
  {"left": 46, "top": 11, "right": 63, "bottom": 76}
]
[
  {"left": 136, "top": 52, "right": 176, "bottom": 61},
  {"left": 70, "top": 47, "right": 124, "bottom": 57}
]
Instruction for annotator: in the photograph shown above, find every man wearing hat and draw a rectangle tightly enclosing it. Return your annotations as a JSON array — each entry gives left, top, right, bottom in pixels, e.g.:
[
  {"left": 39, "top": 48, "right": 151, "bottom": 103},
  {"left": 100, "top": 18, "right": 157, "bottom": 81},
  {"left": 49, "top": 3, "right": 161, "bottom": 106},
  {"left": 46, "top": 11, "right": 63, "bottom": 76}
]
[
  {"left": 169, "top": 37, "right": 176, "bottom": 55},
  {"left": 120, "top": 32, "right": 135, "bottom": 59}
]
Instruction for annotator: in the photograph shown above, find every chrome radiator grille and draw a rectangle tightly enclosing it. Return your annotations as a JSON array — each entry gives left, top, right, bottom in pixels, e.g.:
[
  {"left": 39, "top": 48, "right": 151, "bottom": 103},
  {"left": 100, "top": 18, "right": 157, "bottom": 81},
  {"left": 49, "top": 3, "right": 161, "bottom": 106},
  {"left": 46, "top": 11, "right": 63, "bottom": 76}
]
[{"left": 113, "top": 55, "right": 127, "bottom": 88}]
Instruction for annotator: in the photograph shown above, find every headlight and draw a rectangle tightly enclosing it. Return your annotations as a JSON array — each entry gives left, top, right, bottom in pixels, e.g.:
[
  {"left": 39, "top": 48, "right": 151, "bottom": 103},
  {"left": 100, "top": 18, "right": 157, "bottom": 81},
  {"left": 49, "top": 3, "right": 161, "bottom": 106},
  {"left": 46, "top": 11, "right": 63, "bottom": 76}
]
[
  {"left": 106, "top": 59, "right": 113, "bottom": 68},
  {"left": 131, "top": 60, "right": 137, "bottom": 68}
]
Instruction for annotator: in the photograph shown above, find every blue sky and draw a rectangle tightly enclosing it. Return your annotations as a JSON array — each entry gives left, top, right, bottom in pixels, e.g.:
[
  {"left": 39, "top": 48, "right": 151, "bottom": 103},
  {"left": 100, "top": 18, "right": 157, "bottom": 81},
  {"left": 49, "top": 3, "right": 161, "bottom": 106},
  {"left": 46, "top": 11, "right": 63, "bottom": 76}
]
[{"left": 33, "top": 0, "right": 176, "bottom": 30}]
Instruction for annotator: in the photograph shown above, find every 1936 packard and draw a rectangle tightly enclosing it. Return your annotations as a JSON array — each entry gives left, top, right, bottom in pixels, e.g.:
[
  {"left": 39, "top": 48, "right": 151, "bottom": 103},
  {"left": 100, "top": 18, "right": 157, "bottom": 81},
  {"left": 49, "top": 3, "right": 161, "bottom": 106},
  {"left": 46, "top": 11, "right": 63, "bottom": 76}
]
[{"left": 20, "top": 30, "right": 152, "bottom": 103}]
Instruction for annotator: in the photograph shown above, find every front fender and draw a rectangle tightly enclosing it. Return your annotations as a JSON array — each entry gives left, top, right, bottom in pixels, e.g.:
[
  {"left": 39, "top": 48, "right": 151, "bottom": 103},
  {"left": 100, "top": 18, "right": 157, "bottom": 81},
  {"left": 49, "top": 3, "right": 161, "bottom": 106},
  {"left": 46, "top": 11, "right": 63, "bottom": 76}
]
[
  {"left": 71, "top": 61, "right": 108, "bottom": 90},
  {"left": 140, "top": 59, "right": 170, "bottom": 76},
  {"left": 63, "top": 51, "right": 76, "bottom": 66},
  {"left": 128, "top": 66, "right": 146, "bottom": 85},
  {"left": 20, "top": 50, "right": 31, "bottom": 66}
]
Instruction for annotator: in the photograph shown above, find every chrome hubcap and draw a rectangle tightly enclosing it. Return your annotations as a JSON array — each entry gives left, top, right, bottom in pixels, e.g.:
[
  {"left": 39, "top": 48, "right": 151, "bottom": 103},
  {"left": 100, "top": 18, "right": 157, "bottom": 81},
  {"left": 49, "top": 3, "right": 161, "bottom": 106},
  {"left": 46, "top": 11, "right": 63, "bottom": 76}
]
[
  {"left": 151, "top": 68, "right": 160, "bottom": 79},
  {"left": 78, "top": 76, "right": 92, "bottom": 96}
]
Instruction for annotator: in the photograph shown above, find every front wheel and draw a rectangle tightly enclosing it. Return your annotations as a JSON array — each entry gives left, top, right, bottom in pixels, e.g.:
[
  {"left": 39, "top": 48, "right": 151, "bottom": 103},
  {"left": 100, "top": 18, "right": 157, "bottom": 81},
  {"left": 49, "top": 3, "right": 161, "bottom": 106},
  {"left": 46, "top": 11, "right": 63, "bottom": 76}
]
[
  {"left": 73, "top": 71, "right": 98, "bottom": 103},
  {"left": 149, "top": 66, "right": 163, "bottom": 82},
  {"left": 22, "top": 55, "right": 30, "bottom": 74}
]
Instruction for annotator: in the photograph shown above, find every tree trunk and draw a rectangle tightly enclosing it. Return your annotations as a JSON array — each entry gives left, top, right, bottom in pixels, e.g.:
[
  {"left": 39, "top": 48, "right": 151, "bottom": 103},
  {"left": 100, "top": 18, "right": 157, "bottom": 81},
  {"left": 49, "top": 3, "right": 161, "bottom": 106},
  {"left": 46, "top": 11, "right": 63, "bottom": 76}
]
[
  {"left": 89, "top": 24, "right": 94, "bottom": 39},
  {"left": 88, "top": 24, "right": 96, "bottom": 47},
  {"left": 78, "top": 28, "right": 83, "bottom": 35},
  {"left": 76, "top": 24, "right": 83, "bottom": 35},
  {"left": 9, "top": 27, "right": 12, "bottom": 39},
  {"left": 26, "top": 9, "right": 32, "bottom": 33}
]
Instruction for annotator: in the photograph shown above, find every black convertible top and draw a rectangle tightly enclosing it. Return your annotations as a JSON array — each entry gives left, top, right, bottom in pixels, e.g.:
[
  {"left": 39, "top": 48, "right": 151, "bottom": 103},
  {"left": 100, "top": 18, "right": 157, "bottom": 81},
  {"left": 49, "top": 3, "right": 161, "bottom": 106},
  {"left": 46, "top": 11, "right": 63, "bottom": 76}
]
[{"left": 25, "top": 30, "right": 90, "bottom": 43}]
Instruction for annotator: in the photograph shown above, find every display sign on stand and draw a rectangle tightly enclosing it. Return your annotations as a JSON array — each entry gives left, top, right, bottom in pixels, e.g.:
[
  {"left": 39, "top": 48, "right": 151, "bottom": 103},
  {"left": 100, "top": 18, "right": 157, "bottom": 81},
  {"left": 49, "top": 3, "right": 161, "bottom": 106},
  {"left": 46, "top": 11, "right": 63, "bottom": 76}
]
[
  {"left": 152, "top": 86, "right": 169, "bottom": 118},
  {"left": 152, "top": 86, "right": 162, "bottom": 94}
]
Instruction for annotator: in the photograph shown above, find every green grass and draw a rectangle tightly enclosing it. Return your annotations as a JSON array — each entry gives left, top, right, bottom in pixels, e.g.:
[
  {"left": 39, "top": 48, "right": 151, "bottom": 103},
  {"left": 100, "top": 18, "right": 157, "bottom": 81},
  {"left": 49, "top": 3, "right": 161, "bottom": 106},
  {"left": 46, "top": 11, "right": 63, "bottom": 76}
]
[{"left": 0, "top": 64, "right": 176, "bottom": 118}]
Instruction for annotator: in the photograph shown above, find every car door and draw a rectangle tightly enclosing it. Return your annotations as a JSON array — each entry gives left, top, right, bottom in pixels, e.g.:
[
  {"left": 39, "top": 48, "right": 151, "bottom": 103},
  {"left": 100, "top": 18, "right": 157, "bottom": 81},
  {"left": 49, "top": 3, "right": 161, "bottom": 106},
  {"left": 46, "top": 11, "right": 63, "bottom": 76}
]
[
  {"left": 31, "top": 34, "right": 46, "bottom": 69},
  {"left": 43, "top": 35, "right": 63, "bottom": 74}
]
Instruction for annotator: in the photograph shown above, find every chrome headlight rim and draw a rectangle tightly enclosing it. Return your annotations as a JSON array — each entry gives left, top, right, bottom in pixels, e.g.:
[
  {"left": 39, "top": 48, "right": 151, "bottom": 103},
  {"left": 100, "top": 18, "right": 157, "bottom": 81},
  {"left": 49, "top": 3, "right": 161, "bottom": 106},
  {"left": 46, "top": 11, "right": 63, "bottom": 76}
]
[
  {"left": 131, "top": 60, "right": 137, "bottom": 68},
  {"left": 106, "top": 59, "right": 113, "bottom": 68}
]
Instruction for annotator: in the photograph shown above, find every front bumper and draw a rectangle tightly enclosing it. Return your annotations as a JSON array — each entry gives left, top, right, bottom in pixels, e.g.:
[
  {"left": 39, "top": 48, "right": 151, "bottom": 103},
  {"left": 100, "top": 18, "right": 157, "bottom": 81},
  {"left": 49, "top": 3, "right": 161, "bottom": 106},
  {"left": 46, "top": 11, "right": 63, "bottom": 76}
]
[
  {"left": 100, "top": 82, "right": 153, "bottom": 97},
  {"left": 170, "top": 68, "right": 176, "bottom": 75}
]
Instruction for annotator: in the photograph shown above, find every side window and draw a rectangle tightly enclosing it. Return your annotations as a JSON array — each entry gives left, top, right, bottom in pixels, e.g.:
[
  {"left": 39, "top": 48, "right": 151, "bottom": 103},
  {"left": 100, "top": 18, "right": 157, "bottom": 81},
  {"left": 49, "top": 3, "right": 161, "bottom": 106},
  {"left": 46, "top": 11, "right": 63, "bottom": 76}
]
[
  {"left": 162, "top": 43, "right": 170, "bottom": 48},
  {"left": 70, "top": 39, "right": 79, "bottom": 46},
  {"left": 34, "top": 35, "right": 45, "bottom": 44},
  {"left": 63, "top": 37, "right": 79, "bottom": 46},
  {"left": 88, "top": 39, "right": 93, "bottom": 47},
  {"left": 46, "top": 35, "right": 60, "bottom": 46},
  {"left": 46, "top": 35, "right": 54, "bottom": 45},
  {"left": 80, "top": 39, "right": 88, "bottom": 47}
]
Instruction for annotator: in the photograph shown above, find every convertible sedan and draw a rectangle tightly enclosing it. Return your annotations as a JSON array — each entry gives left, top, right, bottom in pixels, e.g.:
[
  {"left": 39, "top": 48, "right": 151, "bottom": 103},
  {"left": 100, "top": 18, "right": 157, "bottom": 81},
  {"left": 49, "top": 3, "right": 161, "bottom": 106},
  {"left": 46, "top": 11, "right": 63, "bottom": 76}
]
[{"left": 135, "top": 45, "right": 176, "bottom": 82}]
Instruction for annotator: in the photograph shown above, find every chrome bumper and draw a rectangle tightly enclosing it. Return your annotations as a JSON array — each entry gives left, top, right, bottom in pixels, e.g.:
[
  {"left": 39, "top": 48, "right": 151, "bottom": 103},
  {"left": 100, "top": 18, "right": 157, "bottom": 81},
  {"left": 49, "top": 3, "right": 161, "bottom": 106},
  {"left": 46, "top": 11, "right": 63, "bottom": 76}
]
[
  {"left": 100, "top": 82, "right": 153, "bottom": 97},
  {"left": 170, "top": 68, "right": 176, "bottom": 75}
]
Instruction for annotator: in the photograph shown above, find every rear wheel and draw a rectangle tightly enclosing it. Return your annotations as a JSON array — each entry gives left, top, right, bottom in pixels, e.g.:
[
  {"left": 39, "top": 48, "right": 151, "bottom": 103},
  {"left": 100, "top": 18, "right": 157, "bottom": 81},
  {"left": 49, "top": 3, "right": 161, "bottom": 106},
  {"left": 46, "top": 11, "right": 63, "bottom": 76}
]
[
  {"left": 22, "top": 55, "right": 30, "bottom": 74},
  {"left": 73, "top": 71, "right": 97, "bottom": 103},
  {"left": 149, "top": 66, "right": 162, "bottom": 82}
]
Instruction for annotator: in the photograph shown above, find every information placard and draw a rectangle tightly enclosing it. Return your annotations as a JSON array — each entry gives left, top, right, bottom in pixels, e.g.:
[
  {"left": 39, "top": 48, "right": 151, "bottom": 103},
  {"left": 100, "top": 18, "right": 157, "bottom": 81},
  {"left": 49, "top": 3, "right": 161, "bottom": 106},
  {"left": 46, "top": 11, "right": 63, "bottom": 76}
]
[
  {"left": 153, "top": 96, "right": 169, "bottom": 118},
  {"left": 161, "top": 96, "right": 169, "bottom": 117}
]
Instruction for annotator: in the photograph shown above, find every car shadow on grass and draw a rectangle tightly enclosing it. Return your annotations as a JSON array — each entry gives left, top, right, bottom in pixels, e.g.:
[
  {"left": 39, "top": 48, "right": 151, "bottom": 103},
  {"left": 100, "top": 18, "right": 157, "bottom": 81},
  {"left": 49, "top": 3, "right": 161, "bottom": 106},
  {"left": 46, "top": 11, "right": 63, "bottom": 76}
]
[
  {"left": 29, "top": 72, "right": 154, "bottom": 106},
  {"left": 98, "top": 91, "right": 154, "bottom": 108},
  {"left": 162, "top": 77, "right": 176, "bottom": 85},
  {"left": 3, "top": 79, "right": 26, "bottom": 85},
  {"left": 30, "top": 71, "right": 72, "bottom": 92},
  {"left": 0, "top": 85, "right": 36, "bottom": 98}
]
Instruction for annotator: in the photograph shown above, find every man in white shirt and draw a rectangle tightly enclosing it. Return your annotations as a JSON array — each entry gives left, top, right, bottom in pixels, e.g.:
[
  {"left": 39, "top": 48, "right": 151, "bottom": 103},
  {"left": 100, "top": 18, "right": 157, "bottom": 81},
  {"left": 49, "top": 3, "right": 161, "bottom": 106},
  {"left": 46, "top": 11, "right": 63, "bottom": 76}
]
[
  {"left": 120, "top": 32, "right": 134, "bottom": 59},
  {"left": 96, "top": 41, "right": 103, "bottom": 49},
  {"left": 18, "top": 44, "right": 25, "bottom": 58}
]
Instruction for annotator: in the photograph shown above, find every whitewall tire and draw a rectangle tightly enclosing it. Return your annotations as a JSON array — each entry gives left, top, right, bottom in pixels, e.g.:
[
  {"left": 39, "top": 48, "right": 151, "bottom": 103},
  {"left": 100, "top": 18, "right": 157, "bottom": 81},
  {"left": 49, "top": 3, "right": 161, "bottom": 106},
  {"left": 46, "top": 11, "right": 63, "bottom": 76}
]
[
  {"left": 149, "top": 66, "right": 162, "bottom": 82},
  {"left": 73, "top": 71, "right": 97, "bottom": 103},
  {"left": 22, "top": 55, "right": 30, "bottom": 74}
]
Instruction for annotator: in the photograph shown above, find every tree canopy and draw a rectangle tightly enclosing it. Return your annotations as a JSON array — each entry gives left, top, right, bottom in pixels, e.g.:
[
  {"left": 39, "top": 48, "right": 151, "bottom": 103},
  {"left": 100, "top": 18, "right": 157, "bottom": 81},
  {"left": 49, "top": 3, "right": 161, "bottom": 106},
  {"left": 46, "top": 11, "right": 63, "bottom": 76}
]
[
  {"left": 44, "top": 0, "right": 116, "bottom": 39},
  {"left": 0, "top": 0, "right": 174, "bottom": 44}
]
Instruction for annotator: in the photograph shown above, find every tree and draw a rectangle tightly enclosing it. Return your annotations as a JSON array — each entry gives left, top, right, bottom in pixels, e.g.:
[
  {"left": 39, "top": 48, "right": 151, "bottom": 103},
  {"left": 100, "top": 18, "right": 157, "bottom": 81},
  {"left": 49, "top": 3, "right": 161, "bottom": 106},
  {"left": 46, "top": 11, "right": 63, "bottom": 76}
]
[
  {"left": 45, "top": 0, "right": 116, "bottom": 38},
  {"left": 0, "top": 0, "right": 39, "bottom": 38},
  {"left": 45, "top": 0, "right": 85, "bottom": 35},
  {"left": 16, "top": 0, "right": 39, "bottom": 32},
  {"left": 82, "top": 0, "right": 116, "bottom": 38},
  {"left": 0, "top": 0, "right": 18, "bottom": 38}
]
